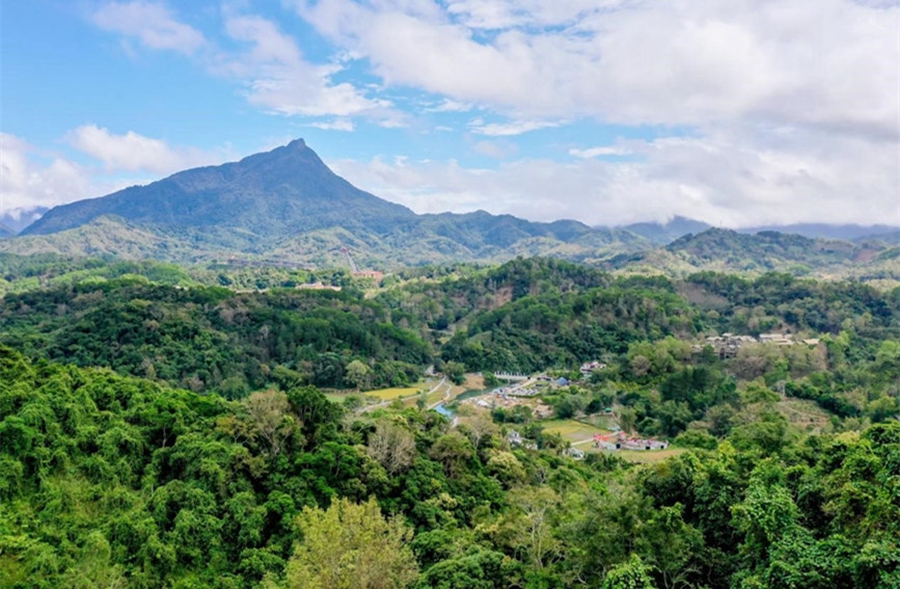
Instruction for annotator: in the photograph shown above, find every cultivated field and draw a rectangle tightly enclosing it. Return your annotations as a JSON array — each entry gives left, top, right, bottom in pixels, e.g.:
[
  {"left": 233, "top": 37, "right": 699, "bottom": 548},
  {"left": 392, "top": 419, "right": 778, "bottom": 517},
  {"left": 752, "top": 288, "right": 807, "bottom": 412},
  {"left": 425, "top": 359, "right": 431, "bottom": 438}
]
[
  {"left": 610, "top": 448, "right": 687, "bottom": 463},
  {"left": 364, "top": 386, "right": 424, "bottom": 401},
  {"left": 542, "top": 419, "right": 610, "bottom": 444}
]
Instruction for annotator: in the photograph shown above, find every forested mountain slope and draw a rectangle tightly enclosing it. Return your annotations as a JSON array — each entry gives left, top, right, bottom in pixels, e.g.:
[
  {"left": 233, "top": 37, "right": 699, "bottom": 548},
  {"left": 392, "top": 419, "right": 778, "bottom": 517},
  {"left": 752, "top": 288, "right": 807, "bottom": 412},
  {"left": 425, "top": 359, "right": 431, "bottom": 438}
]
[
  {"left": 2, "top": 346, "right": 899, "bottom": 588},
  {"left": 3, "top": 141, "right": 648, "bottom": 268},
  {"left": 605, "top": 227, "right": 900, "bottom": 279},
  {"left": 0, "top": 278, "right": 430, "bottom": 395},
  {"left": 1, "top": 255, "right": 900, "bottom": 587}
]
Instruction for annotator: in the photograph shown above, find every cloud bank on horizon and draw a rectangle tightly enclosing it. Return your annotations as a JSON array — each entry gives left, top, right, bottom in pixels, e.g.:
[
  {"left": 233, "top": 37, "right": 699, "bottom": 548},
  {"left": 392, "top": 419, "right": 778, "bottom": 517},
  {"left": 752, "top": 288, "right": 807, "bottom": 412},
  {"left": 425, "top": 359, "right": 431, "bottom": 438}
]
[{"left": 1, "top": 0, "right": 898, "bottom": 228}]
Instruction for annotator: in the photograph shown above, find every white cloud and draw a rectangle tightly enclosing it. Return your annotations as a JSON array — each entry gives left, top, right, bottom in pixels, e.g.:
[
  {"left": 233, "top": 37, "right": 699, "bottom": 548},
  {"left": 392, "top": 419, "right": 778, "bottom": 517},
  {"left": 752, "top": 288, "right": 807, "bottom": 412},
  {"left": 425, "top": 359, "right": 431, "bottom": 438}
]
[
  {"left": 293, "top": 0, "right": 899, "bottom": 136},
  {"left": 67, "top": 125, "right": 230, "bottom": 174},
  {"left": 470, "top": 119, "right": 564, "bottom": 136},
  {"left": 307, "top": 119, "right": 356, "bottom": 131},
  {"left": 1, "top": 129, "right": 247, "bottom": 213},
  {"left": 424, "top": 98, "right": 473, "bottom": 112},
  {"left": 288, "top": 0, "right": 899, "bottom": 227},
  {"left": 446, "top": 0, "right": 626, "bottom": 30},
  {"left": 569, "top": 146, "right": 631, "bottom": 158},
  {"left": 76, "top": 0, "right": 899, "bottom": 227},
  {"left": 90, "top": 4, "right": 397, "bottom": 122},
  {"left": 220, "top": 14, "right": 400, "bottom": 120},
  {"left": 92, "top": 1, "right": 206, "bottom": 54},
  {"left": 0, "top": 134, "right": 93, "bottom": 212},
  {"left": 328, "top": 128, "right": 900, "bottom": 227},
  {"left": 472, "top": 139, "right": 518, "bottom": 158}
]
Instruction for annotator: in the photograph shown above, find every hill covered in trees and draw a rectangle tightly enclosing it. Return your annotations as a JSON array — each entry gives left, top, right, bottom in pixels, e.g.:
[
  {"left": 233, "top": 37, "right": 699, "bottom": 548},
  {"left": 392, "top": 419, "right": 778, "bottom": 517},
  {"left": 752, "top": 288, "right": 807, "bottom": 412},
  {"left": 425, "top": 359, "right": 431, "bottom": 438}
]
[
  {"left": 1, "top": 254, "right": 899, "bottom": 588},
  {"left": 6, "top": 140, "right": 899, "bottom": 279},
  {"left": 3, "top": 140, "right": 646, "bottom": 268},
  {"left": 2, "top": 345, "right": 899, "bottom": 588}
]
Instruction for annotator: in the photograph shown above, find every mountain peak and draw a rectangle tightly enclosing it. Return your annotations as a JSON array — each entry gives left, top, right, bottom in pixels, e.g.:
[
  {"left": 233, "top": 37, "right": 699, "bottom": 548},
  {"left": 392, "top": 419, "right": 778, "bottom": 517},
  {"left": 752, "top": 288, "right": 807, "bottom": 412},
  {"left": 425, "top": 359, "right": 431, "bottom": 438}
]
[{"left": 22, "top": 140, "right": 414, "bottom": 238}]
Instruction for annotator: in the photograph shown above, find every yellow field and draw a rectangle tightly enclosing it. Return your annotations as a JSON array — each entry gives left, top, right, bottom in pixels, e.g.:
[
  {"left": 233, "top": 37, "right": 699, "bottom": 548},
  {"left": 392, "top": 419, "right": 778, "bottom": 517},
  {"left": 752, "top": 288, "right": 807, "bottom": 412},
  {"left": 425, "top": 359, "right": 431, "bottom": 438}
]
[
  {"left": 542, "top": 419, "right": 610, "bottom": 443},
  {"left": 363, "top": 386, "right": 424, "bottom": 401},
  {"left": 609, "top": 448, "right": 687, "bottom": 464}
]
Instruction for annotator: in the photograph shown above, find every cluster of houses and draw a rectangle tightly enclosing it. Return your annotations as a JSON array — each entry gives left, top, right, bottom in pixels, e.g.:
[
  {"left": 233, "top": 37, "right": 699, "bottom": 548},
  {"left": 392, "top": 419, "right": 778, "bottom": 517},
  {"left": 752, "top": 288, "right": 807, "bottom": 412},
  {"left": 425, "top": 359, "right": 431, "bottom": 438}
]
[
  {"left": 506, "top": 429, "right": 586, "bottom": 459},
  {"left": 507, "top": 429, "right": 668, "bottom": 456},
  {"left": 506, "top": 429, "right": 538, "bottom": 450},
  {"left": 463, "top": 389, "right": 554, "bottom": 418},
  {"left": 700, "top": 332, "right": 822, "bottom": 359},
  {"left": 579, "top": 361, "right": 608, "bottom": 378},
  {"left": 593, "top": 432, "right": 669, "bottom": 451},
  {"left": 296, "top": 282, "right": 342, "bottom": 291},
  {"left": 700, "top": 333, "right": 757, "bottom": 359}
]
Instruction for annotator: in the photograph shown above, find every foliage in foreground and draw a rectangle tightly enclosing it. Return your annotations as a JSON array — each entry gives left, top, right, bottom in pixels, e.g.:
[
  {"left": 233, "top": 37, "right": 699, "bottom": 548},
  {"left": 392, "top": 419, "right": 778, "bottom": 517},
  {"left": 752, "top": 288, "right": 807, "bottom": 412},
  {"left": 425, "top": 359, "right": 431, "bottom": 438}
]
[{"left": 1, "top": 347, "right": 899, "bottom": 588}]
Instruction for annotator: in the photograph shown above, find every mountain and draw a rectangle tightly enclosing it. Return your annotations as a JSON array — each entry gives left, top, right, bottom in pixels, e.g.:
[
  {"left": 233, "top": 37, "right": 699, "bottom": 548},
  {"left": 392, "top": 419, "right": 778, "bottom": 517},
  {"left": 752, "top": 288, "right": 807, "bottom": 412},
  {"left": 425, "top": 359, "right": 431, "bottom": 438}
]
[
  {"left": 8, "top": 140, "right": 649, "bottom": 267},
  {"left": 621, "top": 216, "right": 712, "bottom": 245},
  {"left": 615, "top": 217, "right": 900, "bottom": 246},
  {"left": 23, "top": 139, "right": 416, "bottom": 239},
  {"left": 606, "top": 227, "right": 896, "bottom": 277},
  {"left": 739, "top": 223, "right": 900, "bottom": 242},
  {"left": 0, "top": 223, "right": 15, "bottom": 239},
  {"left": 11, "top": 139, "right": 896, "bottom": 273},
  {"left": 0, "top": 206, "right": 48, "bottom": 235}
]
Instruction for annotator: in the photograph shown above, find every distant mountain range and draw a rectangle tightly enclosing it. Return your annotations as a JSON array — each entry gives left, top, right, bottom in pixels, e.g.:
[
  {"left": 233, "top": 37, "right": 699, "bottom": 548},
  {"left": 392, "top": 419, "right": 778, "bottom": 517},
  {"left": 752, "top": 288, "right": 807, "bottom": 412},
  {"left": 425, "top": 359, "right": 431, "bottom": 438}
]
[
  {"left": 6, "top": 140, "right": 643, "bottom": 267},
  {"left": 0, "top": 207, "right": 48, "bottom": 237},
  {"left": 605, "top": 227, "right": 900, "bottom": 280},
  {"left": 618, "top": 216, "right": 900, "bottom": 245},
  {"left": 2, "top": 139, "right": 898, "bottom": 278}
]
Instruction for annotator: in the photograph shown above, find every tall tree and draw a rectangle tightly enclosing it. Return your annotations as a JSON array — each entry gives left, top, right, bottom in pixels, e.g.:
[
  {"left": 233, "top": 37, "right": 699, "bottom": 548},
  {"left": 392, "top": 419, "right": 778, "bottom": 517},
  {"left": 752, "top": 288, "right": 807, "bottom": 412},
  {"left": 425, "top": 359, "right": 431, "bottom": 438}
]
[{"left": 280, "top": 497, "right": 418, "bottom": 589}]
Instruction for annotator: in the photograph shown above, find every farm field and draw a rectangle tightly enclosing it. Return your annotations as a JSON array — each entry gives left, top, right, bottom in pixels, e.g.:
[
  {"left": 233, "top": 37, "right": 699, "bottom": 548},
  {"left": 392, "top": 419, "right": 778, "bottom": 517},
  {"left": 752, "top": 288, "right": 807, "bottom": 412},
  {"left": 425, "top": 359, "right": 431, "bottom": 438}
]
[
  {"left": 364, "top": 386, "right": 424, "bottom": 401},
  {"left": 608, "top": 448, "right": 687, "bottom": 463},
  {"left": 324, "top": 392, "right": 349, "bottom": 403},
  {"left": 542, "top": 419, "right": 610, "bottom": 444}
]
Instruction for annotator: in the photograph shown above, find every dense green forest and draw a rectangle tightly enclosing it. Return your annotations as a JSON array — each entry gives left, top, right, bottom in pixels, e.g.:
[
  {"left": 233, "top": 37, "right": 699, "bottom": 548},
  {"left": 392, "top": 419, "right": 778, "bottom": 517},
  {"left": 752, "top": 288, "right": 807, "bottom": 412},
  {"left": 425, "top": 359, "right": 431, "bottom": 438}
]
[{"left": 1, "top": 255, "right": 899, "bottom": 588}]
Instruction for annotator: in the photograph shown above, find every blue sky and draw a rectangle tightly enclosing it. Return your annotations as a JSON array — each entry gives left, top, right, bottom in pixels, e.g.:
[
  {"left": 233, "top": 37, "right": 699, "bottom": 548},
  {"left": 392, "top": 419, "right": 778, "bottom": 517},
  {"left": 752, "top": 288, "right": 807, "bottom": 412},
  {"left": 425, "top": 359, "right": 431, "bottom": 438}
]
[{"left": 2, "top": 0, "right": 899, "bottom": 228}]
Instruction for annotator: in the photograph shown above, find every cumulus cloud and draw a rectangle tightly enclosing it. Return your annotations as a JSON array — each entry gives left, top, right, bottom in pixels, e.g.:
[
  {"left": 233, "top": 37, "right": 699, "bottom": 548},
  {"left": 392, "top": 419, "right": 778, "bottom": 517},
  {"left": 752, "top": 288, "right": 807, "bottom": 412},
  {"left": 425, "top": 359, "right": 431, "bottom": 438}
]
[
  {"left": 293, "top": 0, "right": 899, "bottom": 135},
  {"left": 470, "top": 119, "right": 564, "bottom": 136},
  {"left": 424, "top": 98, "right": 473, "bottom": 112},
  {"left": 329, "top": 128, "right": 900, "bottom": 227},
  {"left": 92, "top": 1, "right": 206, "bottom": 54},
  {"left": 307, "top": 119, "right": 356, "bottom": 131},
  {"left": 90, "top": 3, "right": 395, "bottom": 122},
  {"left": 569, "top": 146, "right": 631, "bottom": 158},
  {"left": 0, "top": 129, "right": 241, "bottom": 214},
  {"left": 77, "top": 0, "right": 899, "bottom": 227},
  {"left": 67, "top": 125, "right": 230, "bottom": 174},
  {"left": 291, "top": 0, "right": 898, "bottom": 226},
  {"left": 220, "top": 14, "right": 392, "bottom": 119},
  {"left": 472, "top": 139, "right": 519, "bottom": 159},
  {"left": 0, "top": 134, "right": 94, "bottom": 213}
]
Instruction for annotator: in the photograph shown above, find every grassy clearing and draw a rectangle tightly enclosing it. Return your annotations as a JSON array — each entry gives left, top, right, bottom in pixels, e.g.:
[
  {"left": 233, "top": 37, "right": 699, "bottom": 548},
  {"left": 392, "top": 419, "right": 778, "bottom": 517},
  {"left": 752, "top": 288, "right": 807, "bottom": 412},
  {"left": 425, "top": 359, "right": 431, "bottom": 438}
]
[
  {"left": 450, "top": 373, "right": 486, "bottom": 396},
  {"left": 364, "top": 386, "right": 424, "bottom": 401},
  {"left": 609, "top": 448, "right": 687, "bottom": 464},
  {"left": 425, "top": 389, "right": 447, "bottom": 406},
  {"left": 777, "top": 398, "right": 832, "bottom": 432},
  {"left": 542, "top": 419, "right": 610, "bottom": 444},
  {"left": 324, "top": 392, "right": 348, "bottom": 403}
]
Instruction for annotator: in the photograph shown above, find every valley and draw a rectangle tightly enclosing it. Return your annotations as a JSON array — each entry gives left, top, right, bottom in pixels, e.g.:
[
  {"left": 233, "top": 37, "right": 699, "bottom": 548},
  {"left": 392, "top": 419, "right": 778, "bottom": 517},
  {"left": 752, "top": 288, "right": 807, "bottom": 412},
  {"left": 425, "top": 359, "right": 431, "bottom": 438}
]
[{"left": 1, "top": 252, "right": 899, "bottom": 587}]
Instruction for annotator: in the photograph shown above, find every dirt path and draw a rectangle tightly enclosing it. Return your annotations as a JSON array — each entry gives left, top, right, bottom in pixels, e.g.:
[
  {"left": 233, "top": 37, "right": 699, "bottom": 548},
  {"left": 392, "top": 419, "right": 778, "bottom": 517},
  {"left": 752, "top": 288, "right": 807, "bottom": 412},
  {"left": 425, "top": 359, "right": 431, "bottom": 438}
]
[{"left": 426, "top": 377, "right": 452, "bottom": 410}]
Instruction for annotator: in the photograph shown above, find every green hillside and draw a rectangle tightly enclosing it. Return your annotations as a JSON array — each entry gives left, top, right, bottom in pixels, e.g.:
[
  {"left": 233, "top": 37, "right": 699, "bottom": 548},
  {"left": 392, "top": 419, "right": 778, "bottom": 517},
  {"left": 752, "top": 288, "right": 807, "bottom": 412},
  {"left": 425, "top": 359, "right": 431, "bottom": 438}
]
[
  {"left": 2, "top": 254, "right": 899, "bottom": 587},
  {"left": 606, "top": 228, "right": 898, "bottom": 280}
]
